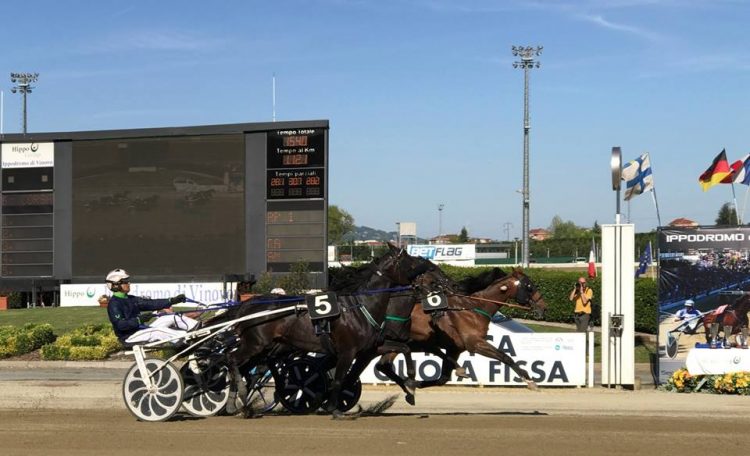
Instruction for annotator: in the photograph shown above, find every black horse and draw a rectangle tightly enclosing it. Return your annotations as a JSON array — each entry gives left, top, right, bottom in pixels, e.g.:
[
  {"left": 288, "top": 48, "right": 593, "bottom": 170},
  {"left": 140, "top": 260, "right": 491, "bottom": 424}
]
[{"left": 207, "top": 246, "right": 441, "bottom": 417}]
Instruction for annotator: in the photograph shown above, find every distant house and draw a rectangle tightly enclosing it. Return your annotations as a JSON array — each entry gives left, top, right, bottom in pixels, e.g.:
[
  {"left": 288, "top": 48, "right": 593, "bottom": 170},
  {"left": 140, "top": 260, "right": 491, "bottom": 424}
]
[
  {"left": 668, "top": 217, "right": 698, "bottom": 228},
  {"left": 529, "top": 228, "right": 551, "bottom": 241}
]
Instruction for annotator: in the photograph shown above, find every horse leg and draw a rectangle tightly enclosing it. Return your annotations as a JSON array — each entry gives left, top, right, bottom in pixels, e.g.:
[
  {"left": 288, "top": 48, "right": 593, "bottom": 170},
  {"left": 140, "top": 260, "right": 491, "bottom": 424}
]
[
  {"left": 469, "top": 339, "right": 538, "bottom": 390},
  {"left": 418, "top": 346, "right": 464, "bottom": 388},
  {"left": 327, "top": 351, "right": 356, "bottom": 418},
  {"left": 375, "top": 352, "right": 419, "bottom": 405}
]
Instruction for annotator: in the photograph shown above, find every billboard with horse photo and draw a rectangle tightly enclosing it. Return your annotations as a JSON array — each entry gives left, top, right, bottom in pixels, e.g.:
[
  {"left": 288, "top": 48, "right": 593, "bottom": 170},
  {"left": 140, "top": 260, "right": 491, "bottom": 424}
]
[{"left": 658, "top": 226, "right": 750, "bottom": 383}]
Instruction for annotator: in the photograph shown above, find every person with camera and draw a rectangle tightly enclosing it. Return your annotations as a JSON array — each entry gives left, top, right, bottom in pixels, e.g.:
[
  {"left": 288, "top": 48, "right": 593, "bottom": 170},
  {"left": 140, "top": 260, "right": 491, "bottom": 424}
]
[
  {"left": 569, "top": 277, "right": 593, "bottom": 332},
  {"left": 105, "top": 268, "right": 198, "bottom": 345}
]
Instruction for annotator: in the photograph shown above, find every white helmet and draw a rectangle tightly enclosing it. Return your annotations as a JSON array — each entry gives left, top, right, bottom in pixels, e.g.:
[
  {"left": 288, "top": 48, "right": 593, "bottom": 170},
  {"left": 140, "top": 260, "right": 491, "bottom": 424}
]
[
  {"left": 270, "top": 287, "right": 286, "bottom": 295},
  {"left": 106, "top": 268, "right": 130, "bottom": 291},
  {"left": 685, "top": 299, "right": 694, "bottom": 307}
]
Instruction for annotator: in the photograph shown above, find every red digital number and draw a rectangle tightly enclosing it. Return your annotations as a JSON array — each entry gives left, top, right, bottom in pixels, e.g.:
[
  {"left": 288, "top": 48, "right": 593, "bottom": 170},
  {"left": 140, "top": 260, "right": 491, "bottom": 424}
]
[
  {"left": 270, "top": 177, "right": 285, "bottom": 187},
  {"left": 305, "top": 176, "right": 320, "bottom": 186},
  {"left": 267, "top": 251, "right": 281, "bottom": 262},
  {"left": 267, "top": 212, "right": 280, "bottom": 223},
  {"left": 267, "top": 238, "right": 282, "bottom": 249},
  {"left": 282, "top": 154, "right": 308, "bottom": 166},
  {"left": 288, "top": 177, "right": 303, "bottom": 186},
  {"left": 283, "top": 136, "right": 308, "bottom": 147}
]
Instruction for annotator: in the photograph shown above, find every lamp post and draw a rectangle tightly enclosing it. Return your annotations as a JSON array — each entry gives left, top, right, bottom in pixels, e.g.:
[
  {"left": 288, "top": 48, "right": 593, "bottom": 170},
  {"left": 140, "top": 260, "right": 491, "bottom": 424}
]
[
  {"left": 503, "top": 222, "right": 513, "bottom": 241},
  {"left": 10, "top": 72, "right": 39, "bottom": 134},
  {"left": 437, "top": 203, "right": 445, "bottom": 242},
  {"left": 512, "top": 46, "right": 542, "bottom": 268}
]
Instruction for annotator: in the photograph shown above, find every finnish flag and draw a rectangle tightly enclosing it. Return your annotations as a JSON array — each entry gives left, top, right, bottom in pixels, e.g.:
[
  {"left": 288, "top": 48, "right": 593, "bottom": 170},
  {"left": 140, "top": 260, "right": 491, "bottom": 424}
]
[{"left": 622, "top": 153, "right": 653, "bottom": 201}]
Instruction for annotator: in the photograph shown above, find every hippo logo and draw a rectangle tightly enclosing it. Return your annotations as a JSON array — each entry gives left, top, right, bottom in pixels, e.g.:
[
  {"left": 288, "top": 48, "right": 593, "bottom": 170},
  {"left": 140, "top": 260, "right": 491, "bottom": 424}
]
[{"left": 30, "top": 143, "right": 39, "bottom": 152}]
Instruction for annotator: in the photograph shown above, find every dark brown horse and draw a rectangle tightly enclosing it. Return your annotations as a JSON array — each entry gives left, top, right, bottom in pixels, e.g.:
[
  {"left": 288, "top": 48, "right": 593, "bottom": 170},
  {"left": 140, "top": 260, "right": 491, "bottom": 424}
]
[
  {"left": 361, "top": 266, "right": 546, "bottom": 404},
  {"left": 702, "top": 293, "right": 750, "bottom": 343},
  {"left": 208, "top": 247, "right": 441, "bottom": 417}
]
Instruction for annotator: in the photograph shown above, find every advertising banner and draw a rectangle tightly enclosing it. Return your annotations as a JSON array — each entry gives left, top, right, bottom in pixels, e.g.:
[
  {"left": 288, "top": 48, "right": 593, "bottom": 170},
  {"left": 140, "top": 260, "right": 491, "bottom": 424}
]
[
  {"left": 60, "top": 282, "right": 236, "bottom": 307},
  {"left": 658, "top": 226, "right": 750, "bottom": 383},
  {"left": 407, "top": 244, "right": 476, "bottom": 263},
  {"left": 1, "top": 142, "right": 54, "bottom": 168},
  {"left": 359, "top": 327, "right": 586, "bottom": 386}
]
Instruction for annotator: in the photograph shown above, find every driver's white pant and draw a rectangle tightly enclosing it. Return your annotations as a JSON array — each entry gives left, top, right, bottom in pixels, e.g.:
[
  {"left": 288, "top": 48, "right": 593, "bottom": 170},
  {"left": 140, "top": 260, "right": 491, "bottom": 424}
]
[{"left": 125, "top": 315, "right": 199, "bottom": 345}]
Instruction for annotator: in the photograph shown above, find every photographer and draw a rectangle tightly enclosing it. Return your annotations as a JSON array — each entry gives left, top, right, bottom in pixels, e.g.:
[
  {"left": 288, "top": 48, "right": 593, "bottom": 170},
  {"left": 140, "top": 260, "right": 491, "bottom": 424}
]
[{"left": 569, "top": 277, "right": 593, "bottom": 332}]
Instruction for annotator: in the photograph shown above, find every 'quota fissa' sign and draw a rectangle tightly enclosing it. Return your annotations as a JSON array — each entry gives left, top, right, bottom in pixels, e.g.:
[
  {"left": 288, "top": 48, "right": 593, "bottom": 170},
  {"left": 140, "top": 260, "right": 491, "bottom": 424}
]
[{"left": 360, "top": 328, "right": 586, "bottom": 386}]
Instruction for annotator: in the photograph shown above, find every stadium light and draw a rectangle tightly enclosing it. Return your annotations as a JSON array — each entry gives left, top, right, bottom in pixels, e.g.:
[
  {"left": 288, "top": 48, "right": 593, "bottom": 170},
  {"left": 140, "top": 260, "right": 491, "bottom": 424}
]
[
  {"left": 9, "top": 72, "right": 39, "bottom": 134},
  {"left": 511, "top": 45, "right": 542, "bottom": 268}
]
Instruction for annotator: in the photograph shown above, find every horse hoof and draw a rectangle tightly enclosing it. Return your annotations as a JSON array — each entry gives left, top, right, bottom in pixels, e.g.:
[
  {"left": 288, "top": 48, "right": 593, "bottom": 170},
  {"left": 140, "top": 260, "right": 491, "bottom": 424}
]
[
  {"left": 455, "top": 367, "right": 470, "bottom": 379},
  {"left": 406, "top": 394, "right": 415, "bottom": 406},
  {"left": 526, "top": 380, "right": 538, "bottom": 391},
  {"left": 405, "top": 378, "right": 418, "bottom": 396}
]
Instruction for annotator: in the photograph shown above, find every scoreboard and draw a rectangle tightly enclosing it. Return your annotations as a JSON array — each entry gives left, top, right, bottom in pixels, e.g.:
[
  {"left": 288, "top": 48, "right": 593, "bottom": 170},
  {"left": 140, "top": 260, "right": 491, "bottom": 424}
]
[{"left": 265, "top": 128, "right": 327, "bottom": 273}]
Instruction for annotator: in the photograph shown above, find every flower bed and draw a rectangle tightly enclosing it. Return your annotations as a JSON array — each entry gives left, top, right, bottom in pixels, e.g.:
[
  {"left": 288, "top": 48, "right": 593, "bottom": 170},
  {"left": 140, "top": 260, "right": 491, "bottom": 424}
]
[{"left": 665, "top": 368, "right": 750, "bottom": 394}]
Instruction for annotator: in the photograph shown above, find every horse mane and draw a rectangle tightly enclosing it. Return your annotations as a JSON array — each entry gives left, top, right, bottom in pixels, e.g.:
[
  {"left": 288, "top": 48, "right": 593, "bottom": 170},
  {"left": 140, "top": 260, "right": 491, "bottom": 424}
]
[
  {"left": 328, "top": 262, "right": 378, "bottom": 293},
  {"left": 456, "top": 267, "right": 507, "bottom": 294}
]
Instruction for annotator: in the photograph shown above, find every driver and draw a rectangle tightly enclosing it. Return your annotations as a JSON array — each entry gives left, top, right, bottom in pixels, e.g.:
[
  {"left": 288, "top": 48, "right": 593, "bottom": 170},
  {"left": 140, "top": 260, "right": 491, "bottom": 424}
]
[
  {"left": 674, "top": 299, "right": 701, "bottom": 333},
  {"left": 105, "top": 268, "right": 198, "bottom": 345}
]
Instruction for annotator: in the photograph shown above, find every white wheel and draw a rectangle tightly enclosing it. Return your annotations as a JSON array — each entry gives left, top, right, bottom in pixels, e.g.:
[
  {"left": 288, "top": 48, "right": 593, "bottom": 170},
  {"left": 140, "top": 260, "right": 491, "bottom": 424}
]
[
  {"left": 181, "top": 363, "right": 231, "bottom": 417},
  {"left": 122, "top": 359, "right": 183, "bottom": 422}
]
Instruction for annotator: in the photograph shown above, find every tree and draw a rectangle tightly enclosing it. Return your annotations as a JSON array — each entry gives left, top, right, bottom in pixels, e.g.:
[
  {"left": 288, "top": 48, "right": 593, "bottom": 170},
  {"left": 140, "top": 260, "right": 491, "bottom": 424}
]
[
  {"left": 549, "top": 215, "right": 587, "bottom": 239},
  {"left": 592, "top": 221, "right": 601, "bottom": 235},
  {"left": 328, "top": 205, "right": 355, "bottom": 245},
  {"left": 716, "top": 202, "right": 738, "bottom": 226},
  {"left": 458, "top": 226, "right": 469, "bottom": 242}
]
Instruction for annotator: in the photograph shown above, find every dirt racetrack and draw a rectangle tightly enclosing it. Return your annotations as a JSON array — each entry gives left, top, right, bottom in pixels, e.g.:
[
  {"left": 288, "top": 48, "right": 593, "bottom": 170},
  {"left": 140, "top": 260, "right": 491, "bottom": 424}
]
[{"left": 0, "top": 407, "right": 746, "bottom": 456}]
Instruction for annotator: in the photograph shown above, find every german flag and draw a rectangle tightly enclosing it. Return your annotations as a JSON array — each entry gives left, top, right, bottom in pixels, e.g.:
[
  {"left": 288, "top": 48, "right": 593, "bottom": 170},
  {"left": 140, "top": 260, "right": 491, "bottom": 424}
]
[{"left": 699, "top": 149, "right": 732, "bottom": 191}]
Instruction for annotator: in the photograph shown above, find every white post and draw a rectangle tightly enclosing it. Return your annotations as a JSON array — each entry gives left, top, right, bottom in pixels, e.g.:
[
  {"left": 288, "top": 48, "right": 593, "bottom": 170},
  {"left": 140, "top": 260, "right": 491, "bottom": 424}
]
[
  {"left": 587, "top": 328, "right": 595, "bottom": 388},
  {"left": 601, "top": 223, "right": 635, "bottom": 387}
]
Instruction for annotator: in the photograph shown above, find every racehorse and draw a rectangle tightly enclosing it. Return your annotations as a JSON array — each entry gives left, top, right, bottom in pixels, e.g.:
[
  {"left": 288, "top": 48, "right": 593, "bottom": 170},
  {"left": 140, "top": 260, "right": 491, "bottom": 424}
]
[
  {"left": 702, "top": 293, "right": 750, "bottom": 343},
  {"left": 207, "top": 247, "right": 442, "bottom": 417},
  {"left": 359, "top": 264, "right": 547, "bottom": 404}
]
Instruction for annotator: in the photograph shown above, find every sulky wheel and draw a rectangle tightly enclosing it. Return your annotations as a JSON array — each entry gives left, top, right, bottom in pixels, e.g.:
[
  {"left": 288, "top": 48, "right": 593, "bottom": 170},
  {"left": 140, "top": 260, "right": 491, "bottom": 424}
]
[
  {"left": 180, "top": 362, "right": 231, "bottom": 417},
  {"left": 336, "top": 378, "right": 362, "bottom": 413},
  {"left": 122, "top": 359, "right": 184, "bottom": 422},
  {"left": 245, "top": 366, "right": 279, "bottom": 413},
  {"left": 276, "top": 358, "right": 328, "bottom": 414},
  {"left": 665, "top": 332, "right": 679, "bottom": 359}
]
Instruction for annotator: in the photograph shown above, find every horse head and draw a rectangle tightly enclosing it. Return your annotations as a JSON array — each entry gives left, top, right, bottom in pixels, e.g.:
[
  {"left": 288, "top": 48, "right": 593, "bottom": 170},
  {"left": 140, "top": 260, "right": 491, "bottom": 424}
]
[
  {"left": 377, "top": 242, "right": 454, "bottom": 296},
  {"left": 480, "top": 268, "right": 546, "bottom": 319}
]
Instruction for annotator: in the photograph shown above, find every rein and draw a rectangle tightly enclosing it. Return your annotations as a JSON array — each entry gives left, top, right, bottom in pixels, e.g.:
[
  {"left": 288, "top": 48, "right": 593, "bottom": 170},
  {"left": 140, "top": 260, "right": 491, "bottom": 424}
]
[{"left": 449, "top": 293, "right": 531, "bottom": 311}]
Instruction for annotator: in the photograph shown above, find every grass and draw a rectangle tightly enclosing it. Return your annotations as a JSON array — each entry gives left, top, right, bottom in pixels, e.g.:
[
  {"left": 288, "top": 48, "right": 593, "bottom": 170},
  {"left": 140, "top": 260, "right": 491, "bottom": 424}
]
[
  {"left": 0, "top": 307, "right": 657, "bottom": 364},
  {"left": 0, "top": 307, "right": 110, "bottom": 335},
  {"left": 525, "top": 322, "right": 655, "bottom": 363}
]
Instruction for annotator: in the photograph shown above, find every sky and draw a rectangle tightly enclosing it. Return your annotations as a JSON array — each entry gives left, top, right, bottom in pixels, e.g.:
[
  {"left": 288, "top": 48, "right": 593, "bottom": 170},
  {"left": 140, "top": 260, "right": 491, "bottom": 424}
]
[{"left": 1, "top": 0, "right": 749, "bottom": 240}]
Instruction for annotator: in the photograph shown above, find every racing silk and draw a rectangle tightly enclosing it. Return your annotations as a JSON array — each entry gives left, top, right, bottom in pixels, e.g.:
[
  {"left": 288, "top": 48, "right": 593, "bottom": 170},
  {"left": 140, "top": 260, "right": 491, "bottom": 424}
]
[
  {"left": 675, "top": 307, "right": 701, "bottom": 320},
  {"left": 107, "top": 292, "right": 172, "bottom": 343}
]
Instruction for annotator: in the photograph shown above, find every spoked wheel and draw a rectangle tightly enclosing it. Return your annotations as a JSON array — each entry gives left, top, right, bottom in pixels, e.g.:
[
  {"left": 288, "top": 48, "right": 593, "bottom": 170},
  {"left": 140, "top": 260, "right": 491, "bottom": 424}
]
[
  {"left": 666, "top": 332, "right": 679, "bottom": 359},
  {"left": 245, "top": 367, "right": 278, "bottom": 413},
  {"left": 122, "top": 359, "right": 183, "bottom": 422},
  {"left": 336, "top": 378, "right": 362, "bottom": 413},
  {"left": 180, "top": 361, "right": 230, "bottom": 417},
  {"left": 276, "top": 358, "right": 328, "bottom": 414}
]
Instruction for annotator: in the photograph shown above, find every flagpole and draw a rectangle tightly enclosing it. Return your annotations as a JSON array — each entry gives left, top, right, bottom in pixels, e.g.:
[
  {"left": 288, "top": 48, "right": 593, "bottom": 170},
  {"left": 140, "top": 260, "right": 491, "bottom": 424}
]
[
  {"left": 731, "top": 182, "right": 741, "bottom": 224},
  {"left": 645, "top": 153, "right": 662, "bottom": 227},
  {"left": 742, "top": 185, "right": 750, "bottom": 225}
]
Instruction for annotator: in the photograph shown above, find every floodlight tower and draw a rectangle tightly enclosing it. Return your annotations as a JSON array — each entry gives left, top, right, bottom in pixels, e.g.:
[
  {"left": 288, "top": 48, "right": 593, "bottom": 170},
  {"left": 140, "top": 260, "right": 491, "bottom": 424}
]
[
  {"left": 512, "top": 46, "right": 542, "bottom": 268},
  {"left": 10, "top": 72, "right": 39, "bottom": 134}
]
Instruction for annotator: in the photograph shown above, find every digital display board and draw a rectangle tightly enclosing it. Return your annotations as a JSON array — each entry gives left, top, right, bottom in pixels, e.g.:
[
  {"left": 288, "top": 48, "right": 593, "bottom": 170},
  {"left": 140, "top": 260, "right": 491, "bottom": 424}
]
[{"left": 265, "top": 127, "right": 327, "bottom": 274}]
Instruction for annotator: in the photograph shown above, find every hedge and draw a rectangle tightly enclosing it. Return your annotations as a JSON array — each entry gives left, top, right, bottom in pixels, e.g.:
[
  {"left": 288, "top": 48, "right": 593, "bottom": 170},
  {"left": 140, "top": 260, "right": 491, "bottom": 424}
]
[
  {"left": 0, "top": 323, "right": 56, "bottom": 358},
  {"left": 439, "top": 265, "right": 657, "bottom": 334},
  {"left": 41, "top": 324, "right": 121, "bottom": 361}
]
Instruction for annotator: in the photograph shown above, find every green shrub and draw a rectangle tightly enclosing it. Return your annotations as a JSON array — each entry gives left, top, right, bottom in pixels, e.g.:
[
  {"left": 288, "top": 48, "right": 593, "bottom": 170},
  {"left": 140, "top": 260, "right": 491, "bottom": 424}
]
[
  {"left": 436, "top": 266, "right": 657, "bottom": 334},
  {"left": 0, "top": 323, "right": 57, "bottom": 358},
  {"left": 41, "top": 324, "right": 121, "bottom": 361}
]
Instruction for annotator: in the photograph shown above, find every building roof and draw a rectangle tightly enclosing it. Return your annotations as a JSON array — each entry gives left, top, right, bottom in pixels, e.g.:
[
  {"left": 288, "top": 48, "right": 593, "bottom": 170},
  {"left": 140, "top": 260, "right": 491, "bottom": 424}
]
[{"left": 668, "top": 217, "right": 698, "bottom": 227}]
